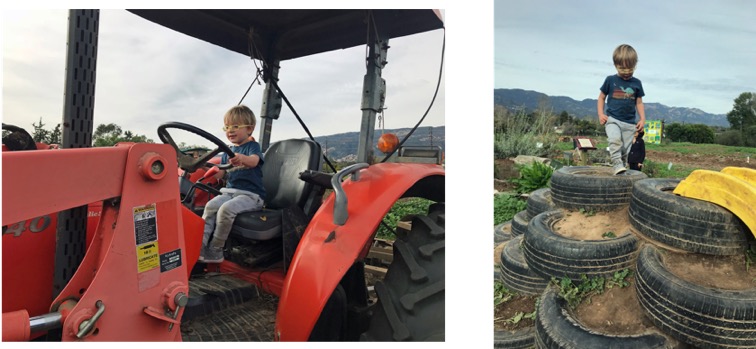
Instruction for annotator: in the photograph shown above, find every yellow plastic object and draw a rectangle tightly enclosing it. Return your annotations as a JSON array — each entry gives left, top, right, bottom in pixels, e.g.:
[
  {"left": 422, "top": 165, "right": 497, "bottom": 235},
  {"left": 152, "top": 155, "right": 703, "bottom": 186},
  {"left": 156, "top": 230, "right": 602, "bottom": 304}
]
[
  {"left": 721, "top": 166, "right": 756, "bottom": 186},
  {"left": 673, "top": 167, "right": 756, "bottom": 238}
]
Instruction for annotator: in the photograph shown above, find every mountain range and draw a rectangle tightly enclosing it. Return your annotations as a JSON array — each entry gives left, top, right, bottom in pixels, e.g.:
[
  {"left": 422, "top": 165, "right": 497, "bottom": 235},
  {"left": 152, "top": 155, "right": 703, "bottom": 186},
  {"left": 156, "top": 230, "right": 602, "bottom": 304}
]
[
  {"left": 494, "top": 88, "right": 730, "bottom": 127},
  {"left": 312, "top": 126, "right": 445, "bottom": 162}
]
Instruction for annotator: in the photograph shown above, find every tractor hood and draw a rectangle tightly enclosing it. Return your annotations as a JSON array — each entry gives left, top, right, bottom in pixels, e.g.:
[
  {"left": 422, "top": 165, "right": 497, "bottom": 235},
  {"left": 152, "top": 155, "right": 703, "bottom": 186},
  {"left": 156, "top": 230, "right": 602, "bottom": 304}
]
[{"left": 128, "top": 9, "right": 444, "bottom": 61}]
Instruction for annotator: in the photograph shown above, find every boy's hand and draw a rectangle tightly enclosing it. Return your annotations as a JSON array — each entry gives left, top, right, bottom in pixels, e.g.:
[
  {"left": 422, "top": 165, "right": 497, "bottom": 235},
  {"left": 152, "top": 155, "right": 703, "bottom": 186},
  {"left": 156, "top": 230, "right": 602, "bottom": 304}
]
[
  {"left": 229, "top": 153, "right": 246, "bottom": 167},
  {"left": 636, "top": 120, "right": 645, "bottom": 131},
  {"left": 599, "top": 114, "right": 608, "bottom": 125}
]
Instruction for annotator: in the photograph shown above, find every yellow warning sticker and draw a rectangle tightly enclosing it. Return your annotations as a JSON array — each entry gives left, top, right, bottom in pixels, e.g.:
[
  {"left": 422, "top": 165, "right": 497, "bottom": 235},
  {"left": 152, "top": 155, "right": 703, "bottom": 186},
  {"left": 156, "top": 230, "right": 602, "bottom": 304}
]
[{"left": 136, "top": 242, "right": 160, "bottom": 273}]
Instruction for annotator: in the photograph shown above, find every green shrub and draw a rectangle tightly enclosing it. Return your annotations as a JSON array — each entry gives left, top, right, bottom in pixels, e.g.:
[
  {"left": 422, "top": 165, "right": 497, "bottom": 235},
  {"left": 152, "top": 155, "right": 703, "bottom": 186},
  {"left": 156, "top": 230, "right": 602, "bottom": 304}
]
[
  {"left": 376, "top": 198, "right": 433, "bottom": 240},
  {"left": 494, "top": 193, "right": 527, "bottom": 225},
  {"left": 494, "top": 108, "right": 559, "bottom": 159},
  {"left": 715, "top": 130, "right": 743, "bottom": 146},
  {"left": 511, "top": 161, "right": 553, "bottom": 194}
]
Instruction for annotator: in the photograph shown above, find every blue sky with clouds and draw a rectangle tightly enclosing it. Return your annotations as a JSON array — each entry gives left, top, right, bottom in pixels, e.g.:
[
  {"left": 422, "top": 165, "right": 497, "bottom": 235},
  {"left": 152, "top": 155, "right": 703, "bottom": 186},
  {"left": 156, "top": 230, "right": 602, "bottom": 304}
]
[
  {"left": 495, "top": 0, "right": 756, "bottom": 116},
  {"left": 2, "top": 9, "right": 445, "bottom": 147}
]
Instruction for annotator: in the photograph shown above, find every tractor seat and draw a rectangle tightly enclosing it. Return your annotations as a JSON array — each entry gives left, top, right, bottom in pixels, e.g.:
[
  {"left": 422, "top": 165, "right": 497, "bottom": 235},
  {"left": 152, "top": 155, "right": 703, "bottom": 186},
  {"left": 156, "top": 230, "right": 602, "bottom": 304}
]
[{"left": 229, "top": 139, "right": 321, "bottom": 241}]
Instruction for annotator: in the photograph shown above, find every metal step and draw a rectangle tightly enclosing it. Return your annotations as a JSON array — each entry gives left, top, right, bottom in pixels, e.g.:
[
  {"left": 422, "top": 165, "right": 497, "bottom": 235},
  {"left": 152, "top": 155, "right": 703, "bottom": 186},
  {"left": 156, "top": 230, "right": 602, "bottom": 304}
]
[{"left": 181, "top": 273, "right": 278, "bottom": 341}]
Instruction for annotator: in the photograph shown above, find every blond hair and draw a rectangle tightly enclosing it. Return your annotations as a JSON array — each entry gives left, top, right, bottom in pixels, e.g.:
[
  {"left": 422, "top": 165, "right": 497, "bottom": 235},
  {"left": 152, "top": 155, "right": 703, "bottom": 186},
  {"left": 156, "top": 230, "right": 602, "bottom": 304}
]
[
  {"left": 223, "top": 105, "right": 256, "bottom": 129},
  {"left": 613, "top": 44, "right": 638, "bottom": 69}
]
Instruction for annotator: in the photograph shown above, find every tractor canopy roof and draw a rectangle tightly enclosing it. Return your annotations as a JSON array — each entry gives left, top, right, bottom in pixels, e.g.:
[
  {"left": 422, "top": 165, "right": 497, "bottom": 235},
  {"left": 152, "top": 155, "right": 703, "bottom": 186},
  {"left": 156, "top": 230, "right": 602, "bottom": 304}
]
[{"left": 128, "top": 10, "right": 444, "bottom": 61}]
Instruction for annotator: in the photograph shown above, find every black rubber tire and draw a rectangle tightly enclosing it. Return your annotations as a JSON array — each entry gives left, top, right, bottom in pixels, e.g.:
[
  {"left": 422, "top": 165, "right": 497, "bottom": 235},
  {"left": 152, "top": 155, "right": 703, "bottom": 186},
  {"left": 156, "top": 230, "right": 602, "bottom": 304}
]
[
  {"left": 635, "top": 245, "right": 756, "bottom": 349},
  {"left": 523, "top": 210, "right": 639, "bottom": 282},
  {"left": 629, "top": 178, "right": 749, "bottom": 256},
  {"left": 549, "top": 166, "right": 647, "bottom": 212},
  {"left": 495, "top": 221, "right": 514, "bottom": 245},
  {"left": 511, "top": 210, "right": 529, "bottom": 237},
  {"left": 362, "top": 204, "right": 445, "bottom": 341},
  {"left": 495, "top": 326, "right": 536, "bottom": 349},
  {"left": 526, "top": 188, "right": 556, "bottom": 220},
  {"left": 535, "top": 286, "right": 670, "bottom": 348},
  {"left": 499, "top": 235, "right": 550, "bottom": 295}
]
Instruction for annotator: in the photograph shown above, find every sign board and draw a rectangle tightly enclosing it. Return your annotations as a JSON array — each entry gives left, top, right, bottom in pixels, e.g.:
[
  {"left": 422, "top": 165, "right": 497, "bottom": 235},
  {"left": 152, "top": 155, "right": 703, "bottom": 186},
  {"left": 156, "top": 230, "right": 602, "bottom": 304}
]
[{"left": 644, "top": 120, "right": 663, "bottom": 145}]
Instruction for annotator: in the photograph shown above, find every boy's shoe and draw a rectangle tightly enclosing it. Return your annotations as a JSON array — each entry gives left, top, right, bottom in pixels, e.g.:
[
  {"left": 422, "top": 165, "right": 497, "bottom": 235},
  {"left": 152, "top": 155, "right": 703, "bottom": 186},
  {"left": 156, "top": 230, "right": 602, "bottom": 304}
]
[
  {"left": 200, "top": 246, "right": 224, "bottom": 263},
  {"left": 613, "top": 164, "right": 627, "bottom": 175}
]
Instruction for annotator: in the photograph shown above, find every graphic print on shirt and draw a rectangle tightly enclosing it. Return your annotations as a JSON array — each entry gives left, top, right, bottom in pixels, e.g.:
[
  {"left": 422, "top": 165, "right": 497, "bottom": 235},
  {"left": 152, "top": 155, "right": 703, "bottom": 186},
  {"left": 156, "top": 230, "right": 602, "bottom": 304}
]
[{"left": 612, "top": 84, "right": 635, "bottom": 100}]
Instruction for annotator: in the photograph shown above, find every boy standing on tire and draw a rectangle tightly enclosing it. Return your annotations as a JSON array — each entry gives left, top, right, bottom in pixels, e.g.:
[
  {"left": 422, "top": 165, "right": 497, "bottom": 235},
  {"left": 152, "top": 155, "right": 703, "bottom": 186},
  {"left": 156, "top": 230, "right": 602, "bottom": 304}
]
[{"left": 598, "top": 44, "right": 646, "bottom": 175}]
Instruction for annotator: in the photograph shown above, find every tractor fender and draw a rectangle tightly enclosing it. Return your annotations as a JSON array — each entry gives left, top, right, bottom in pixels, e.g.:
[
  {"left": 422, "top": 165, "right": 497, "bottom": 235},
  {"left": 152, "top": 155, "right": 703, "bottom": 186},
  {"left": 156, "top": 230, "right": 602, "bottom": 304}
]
[{"left": 275, "top": 162, "right": 444, "bottom": 341}]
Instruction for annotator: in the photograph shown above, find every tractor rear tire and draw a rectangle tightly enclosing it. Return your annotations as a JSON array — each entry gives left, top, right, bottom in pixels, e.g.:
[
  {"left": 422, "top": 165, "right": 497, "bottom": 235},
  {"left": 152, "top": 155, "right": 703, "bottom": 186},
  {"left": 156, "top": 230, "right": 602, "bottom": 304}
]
[{"left": 361, "top": 203, "right": 445, "bottom": 341}]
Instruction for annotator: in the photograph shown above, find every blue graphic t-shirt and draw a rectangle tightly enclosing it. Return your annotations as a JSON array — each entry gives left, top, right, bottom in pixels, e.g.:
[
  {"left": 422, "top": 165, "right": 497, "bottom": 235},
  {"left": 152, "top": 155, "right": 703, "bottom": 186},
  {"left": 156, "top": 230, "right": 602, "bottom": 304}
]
[
  {"left": 600, "top": 75, "right": 645, "bottom": 124},
  {"left": 221, "top": 141, "right": 265, "bottom": 200}
]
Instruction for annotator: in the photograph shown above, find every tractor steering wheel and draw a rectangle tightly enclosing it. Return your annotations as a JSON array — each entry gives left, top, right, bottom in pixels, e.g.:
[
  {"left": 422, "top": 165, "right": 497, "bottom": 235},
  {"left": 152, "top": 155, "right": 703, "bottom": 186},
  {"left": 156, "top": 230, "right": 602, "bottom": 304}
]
[{"left": 157, "top": 121, "right": 235, "bottom": 173}]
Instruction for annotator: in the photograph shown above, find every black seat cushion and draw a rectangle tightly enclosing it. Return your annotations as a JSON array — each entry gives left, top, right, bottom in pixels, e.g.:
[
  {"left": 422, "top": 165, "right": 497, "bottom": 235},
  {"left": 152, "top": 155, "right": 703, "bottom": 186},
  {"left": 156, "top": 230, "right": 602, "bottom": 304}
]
[
  {"left": 230, "top": 208, "right": 282, "bottom": 241},
  {"left": 230, "top": 139, "right": 320, "bottom": 241}
]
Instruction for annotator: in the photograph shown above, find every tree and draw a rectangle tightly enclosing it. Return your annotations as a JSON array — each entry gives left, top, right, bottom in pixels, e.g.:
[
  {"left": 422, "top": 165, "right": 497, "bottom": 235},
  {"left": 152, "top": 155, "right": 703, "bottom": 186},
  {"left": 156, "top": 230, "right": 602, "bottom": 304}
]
[
  {"left": 92, "top": 123, "right": 153, "bottom": 147},
  {"left": 727, "top": 92, "right": 756, "bottom": 133},
  {"left": 31, "top": 118, "right": 50, "bottom": 143},
  {"left": 49, "top": 124, "right": 62, "bottom": 144},
  {"left": 664, "top": 122, "right": 714, "bottom": 143}
]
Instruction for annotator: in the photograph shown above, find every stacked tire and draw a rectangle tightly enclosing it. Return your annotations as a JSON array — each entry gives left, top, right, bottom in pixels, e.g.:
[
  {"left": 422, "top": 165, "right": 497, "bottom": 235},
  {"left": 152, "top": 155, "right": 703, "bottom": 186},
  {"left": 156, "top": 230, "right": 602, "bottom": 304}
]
[
  {"left": 495, "top": 168, "right": 755, "bottom": 348},
  {"left": 628, "top": 178, "right": 755, "bottom": 348}
]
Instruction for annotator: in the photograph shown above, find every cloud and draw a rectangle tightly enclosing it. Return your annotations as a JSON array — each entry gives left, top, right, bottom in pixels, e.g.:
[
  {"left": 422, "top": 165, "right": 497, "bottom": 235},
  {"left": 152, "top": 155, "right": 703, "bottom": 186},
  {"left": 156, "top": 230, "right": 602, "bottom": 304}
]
[{"left": 3, "top": 9, "right": 445, "bottom": 148}]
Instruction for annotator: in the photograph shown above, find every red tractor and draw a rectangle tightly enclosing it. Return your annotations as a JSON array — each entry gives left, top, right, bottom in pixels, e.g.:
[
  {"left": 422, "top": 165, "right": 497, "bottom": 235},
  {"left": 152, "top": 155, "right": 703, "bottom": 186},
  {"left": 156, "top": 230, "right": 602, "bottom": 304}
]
[{"left": 2, "top": 9, "right": 445, "bottom": 341}]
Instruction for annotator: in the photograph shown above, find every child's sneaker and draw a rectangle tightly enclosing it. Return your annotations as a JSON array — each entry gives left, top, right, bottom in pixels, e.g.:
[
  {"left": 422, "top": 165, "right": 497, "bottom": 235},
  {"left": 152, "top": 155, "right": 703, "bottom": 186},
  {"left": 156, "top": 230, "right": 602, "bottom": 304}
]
[
  {"left": 613, "top": 164, "right": 627, "bottom": 175},
  {"left": 200, "top": 246, "right": 224, "bottom": 263}
]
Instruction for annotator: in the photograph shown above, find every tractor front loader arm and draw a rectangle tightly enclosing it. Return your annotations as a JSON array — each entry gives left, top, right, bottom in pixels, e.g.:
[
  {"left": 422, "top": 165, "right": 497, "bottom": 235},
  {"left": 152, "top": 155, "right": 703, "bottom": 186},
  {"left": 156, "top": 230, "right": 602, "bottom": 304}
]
[{"left": 2, "top": 143, "right": 193, "bottom": 341}]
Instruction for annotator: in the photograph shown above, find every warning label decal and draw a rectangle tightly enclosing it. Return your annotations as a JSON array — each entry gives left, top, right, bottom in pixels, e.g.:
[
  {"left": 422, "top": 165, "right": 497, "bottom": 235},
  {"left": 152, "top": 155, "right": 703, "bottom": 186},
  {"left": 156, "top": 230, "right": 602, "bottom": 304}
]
[
  {"left": 133, "top": 204, "right": 158, "bottom": 245},
  {"left": 137, "top": 242, "right": 160, "bottom": 273},
  {"left": 160, "top": 249, "right": 182, "bottom": 273}
]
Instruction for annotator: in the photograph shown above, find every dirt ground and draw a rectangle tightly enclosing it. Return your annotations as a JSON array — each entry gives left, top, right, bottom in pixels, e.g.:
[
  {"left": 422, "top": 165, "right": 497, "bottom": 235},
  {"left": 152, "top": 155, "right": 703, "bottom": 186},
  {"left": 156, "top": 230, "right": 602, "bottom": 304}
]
[
  {"left": 494, "top": 158, "right": 520, "bottom": 192},
  {"left": 646, "top": 149, "right": 756, "bottom": 170},
  {"left": 663, "top": 251, "right": 756, "bottom": 290},
  {"left": 556, "top": 207, "right": 632, "bottom": 240},
  {"left": 494, "top": 294, "right": 539, "bottom": 331},
  {"left": 573, "top": 276, "right": 656, "bottom": 335}
]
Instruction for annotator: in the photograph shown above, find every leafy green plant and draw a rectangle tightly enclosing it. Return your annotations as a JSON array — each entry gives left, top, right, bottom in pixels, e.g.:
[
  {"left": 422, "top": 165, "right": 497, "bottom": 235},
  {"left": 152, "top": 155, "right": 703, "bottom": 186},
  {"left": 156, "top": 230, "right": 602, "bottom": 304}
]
[
  {"left": 602, "top": 231, "right": 616, "bottom": 239},
  {"left": 494, "top": 193, "right": 527, "bottom": 225},
  {"left": 494, "top": 281, "right": 516, "bottom": 306},
  {"left": 376, "top": 198, "right": 433, "bottom": 240},
  {"left": 552, "top": 269, "right": 632, "bottom": 309},
  {"left": 511, "top": 161, "right": 554, "bottom": 194},
  {"left": 607, "top": 269, "right": 632, "bottom": 288},
  {"left": 578, "top": 208, "right": 596, "bottom": 217}
]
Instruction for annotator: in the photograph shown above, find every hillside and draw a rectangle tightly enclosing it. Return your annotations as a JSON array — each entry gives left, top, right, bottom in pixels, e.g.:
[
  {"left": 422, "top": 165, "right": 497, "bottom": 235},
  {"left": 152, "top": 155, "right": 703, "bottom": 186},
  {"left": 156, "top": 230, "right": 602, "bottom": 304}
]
[
  {"left": 312, "top": 126, "right": 445, "bottom": 162},
  {"left": 494, "top": 88, "right": 730, "bottom": 127}
]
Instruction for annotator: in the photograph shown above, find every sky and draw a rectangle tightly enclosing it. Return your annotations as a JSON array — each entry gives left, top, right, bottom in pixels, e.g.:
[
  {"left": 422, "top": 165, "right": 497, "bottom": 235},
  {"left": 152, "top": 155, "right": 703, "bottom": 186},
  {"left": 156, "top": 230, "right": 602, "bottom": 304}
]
[
  {"left": 495, "top": 0, "right": 756, "bottom": 116},
  {"left": 2, "top": 9, "right": 445, "bottom": 148}
]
